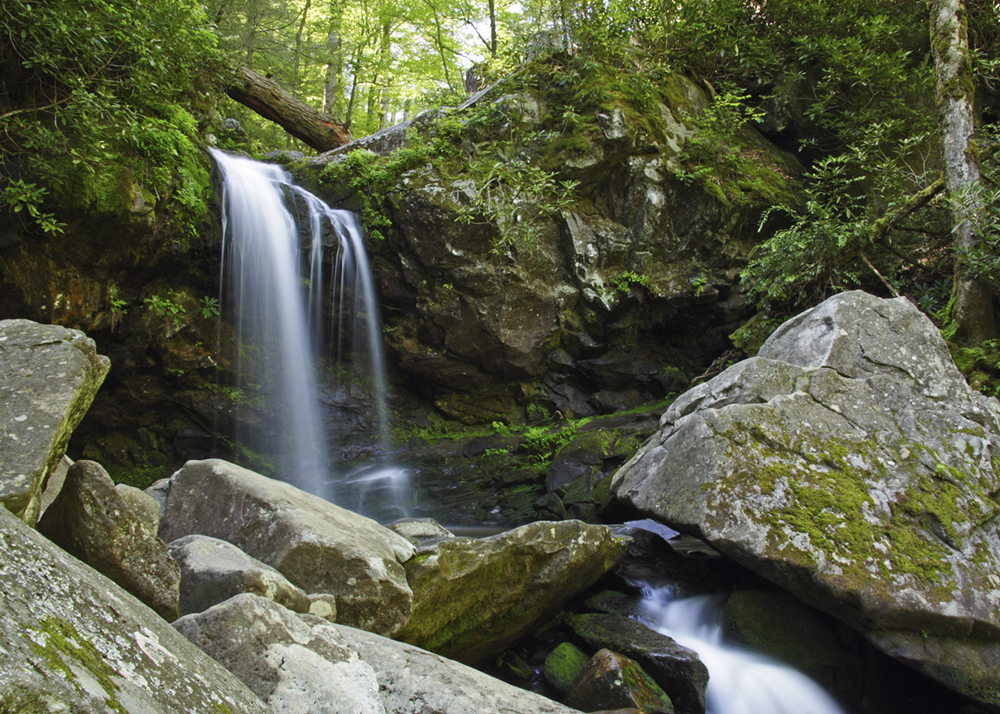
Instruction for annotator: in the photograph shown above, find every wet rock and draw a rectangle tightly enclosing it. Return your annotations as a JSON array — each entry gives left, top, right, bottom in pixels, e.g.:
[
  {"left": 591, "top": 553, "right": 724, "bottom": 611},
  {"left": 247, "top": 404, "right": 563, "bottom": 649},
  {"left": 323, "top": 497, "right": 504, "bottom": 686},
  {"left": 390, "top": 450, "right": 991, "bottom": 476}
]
[
  {"left": 564, "top": 648, "right": 675, "bottom": 714},
  {"left": 567, "top": 613, "right": 708, "bottom": 714},
  {"left": 720, "top": 589, "right": 864, "bottom": 701},
  {"left": 36, "top": 460, "right": 180, "bottom": 621},
  {"left": 612, "top": 290, "right": 1000, "bottom": 708},
  {"left": 159, "top": 459, "right": 415, "bottom": 636},
  {"left": 0, "top": 504, "right": 269, "bottom": 713},
  {"left": 545, "top": 641, "right": 592, "bottom": 692},
  {"left": 583, "top": 590, "right": 649, "bottom": 621},
  {"left": 398, "top": 519, "right": 631, "bottom": 664},
  {"left": 168, "top": 534, "right": 317, "bottom": 618},
  {"left": 0, "top": 319, "right": 109, "bottom": 525},
  {"left": 174, "top": 594, "right": 383, "bottom": 714}
]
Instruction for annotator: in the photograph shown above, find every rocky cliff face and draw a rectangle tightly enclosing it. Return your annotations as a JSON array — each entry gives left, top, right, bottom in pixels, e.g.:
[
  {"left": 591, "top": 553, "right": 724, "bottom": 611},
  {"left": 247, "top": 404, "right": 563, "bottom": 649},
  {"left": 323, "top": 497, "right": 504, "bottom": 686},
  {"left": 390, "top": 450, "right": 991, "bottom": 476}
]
[
  {"left": 1, "top": 52, "right": 803, "bottom": 484},
  {"left": 301, "top": 53, "right": 802, "bottom": 427}
]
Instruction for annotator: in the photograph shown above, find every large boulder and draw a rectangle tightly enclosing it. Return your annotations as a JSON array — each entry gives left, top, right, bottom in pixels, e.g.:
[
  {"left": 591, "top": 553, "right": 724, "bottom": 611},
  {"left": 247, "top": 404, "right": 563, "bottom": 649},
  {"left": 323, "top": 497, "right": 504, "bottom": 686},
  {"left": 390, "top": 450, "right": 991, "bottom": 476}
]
[
  {"left": 612, "top": 290, "right": 1000, "bottom": 707},
  {"left": 0, "top": 319, "right": 109, "bottom": 525},
  {"left": 0, "top": 502, "right": 269, "bottom": 713},
  {"left": 174, "top": 594, "right": 385, "bottom": 714},
  {"left": 334, "top": 618, "right": 585, "bottom": 714},
  {"left": 168, "top": 534, "right": 314, "bottom": 618},
  {"left": 397, "top": 519, "right": 630, "bottom": 664},
  {"left": 36, "top": 459, "right": 181, "bottom": 621},
  {"left": 158, "top": 459, "right": 415, "bottom": 636}
]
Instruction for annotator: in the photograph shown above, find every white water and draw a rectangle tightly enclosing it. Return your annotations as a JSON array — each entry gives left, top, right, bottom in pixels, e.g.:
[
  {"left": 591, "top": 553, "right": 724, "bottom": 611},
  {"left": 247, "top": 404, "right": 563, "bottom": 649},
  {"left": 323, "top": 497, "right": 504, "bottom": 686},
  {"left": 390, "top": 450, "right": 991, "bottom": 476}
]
[
  {"left": 640, "top": 587, "right": 847, "bottom": 714},
  {"left": 212, "top": 149, "right": 398, "bottom": 503}
]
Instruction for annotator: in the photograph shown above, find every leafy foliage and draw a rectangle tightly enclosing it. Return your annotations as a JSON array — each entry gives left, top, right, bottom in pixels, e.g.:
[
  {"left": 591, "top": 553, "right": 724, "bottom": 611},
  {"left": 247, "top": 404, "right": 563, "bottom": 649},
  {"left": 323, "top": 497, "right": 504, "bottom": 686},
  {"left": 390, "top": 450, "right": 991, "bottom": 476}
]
[
  {"left": 743, "top": 156, "right": 871, "bottom": 306},
  {"left": 455, "top": 157, "right": 578, "bottom": 255},
  {"left": 0, "top": 0, "right": 221, "bottom": 233}
]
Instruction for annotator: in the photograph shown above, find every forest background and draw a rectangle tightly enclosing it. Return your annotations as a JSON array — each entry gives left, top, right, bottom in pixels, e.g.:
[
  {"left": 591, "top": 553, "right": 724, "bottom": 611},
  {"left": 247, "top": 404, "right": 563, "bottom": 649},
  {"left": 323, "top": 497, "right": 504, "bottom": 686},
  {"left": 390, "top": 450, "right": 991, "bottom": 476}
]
[{"left": 5, "top": 0, "right": 1000, "bottom": 357}]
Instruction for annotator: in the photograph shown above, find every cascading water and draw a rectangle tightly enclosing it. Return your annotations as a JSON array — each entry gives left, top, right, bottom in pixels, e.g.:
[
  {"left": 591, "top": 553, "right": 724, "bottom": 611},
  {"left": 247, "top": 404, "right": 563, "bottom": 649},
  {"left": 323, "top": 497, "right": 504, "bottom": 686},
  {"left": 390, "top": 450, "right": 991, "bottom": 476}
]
[
  {"left": 640, "top": 586, "right": 847, "bottom": 714},
  {"left": 211, "top": 148, "right": 403, "bottom": 512}
]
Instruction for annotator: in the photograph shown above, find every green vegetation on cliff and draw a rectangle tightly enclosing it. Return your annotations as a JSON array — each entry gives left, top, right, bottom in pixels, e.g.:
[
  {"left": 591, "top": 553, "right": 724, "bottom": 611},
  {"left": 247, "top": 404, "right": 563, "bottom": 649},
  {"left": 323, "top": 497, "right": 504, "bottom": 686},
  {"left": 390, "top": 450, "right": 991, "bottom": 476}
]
[{"left": 0, "top": 0, "right": 221, "bottom": 237}]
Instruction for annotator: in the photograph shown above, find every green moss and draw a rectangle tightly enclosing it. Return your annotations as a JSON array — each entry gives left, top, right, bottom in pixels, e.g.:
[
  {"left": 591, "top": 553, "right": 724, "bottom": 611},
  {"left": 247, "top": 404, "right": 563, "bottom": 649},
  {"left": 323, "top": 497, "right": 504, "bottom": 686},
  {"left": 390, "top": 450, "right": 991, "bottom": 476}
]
[
  {"left": 717, "top": 420, "right": 961, "bottom": 597},
  {"left": 26, "top": 617, "right": 124, "bottom": 711},
  {"left": 949, "top": 340, "right": 1000, "bottom": 397},
  {"left": 544, "top": 641, "right": 590, "bottom": 691}
]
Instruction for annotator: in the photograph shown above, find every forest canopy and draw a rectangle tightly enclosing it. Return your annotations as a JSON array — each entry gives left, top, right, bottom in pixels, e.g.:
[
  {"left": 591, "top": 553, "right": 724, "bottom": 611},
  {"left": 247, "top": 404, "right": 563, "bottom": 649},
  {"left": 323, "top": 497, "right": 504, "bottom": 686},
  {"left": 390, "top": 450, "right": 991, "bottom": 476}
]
[{"left": 4, "top": 0, "right": 1000, "bottom": 340}]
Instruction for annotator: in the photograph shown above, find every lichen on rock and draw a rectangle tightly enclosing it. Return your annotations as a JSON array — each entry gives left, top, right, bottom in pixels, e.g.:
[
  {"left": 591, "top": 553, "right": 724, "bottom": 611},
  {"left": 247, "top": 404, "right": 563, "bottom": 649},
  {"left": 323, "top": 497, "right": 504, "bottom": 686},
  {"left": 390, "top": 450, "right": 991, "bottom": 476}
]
[{"left": 612, "top": 290, "right": 1000, "bottom": 707}]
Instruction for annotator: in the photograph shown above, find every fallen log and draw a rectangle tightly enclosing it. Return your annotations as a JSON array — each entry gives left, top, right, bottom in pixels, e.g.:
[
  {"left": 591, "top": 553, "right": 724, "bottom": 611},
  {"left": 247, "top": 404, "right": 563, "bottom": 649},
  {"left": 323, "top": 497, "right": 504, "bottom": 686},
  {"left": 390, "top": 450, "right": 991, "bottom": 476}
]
[{"left": 225, "top": 66, "right": 352, "bottom": 153}]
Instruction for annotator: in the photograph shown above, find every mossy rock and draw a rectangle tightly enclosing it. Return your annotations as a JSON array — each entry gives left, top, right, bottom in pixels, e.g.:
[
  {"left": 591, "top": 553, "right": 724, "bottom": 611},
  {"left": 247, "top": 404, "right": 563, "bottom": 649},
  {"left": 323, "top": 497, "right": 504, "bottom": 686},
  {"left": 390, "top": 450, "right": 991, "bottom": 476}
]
[
  {"left": 544, "top": 641, "right": 591, "bottom": 692},
  {"left": 612, "top": 291, "right": 1000, "bottom": 708},
  {"left": 721, "top": 589, "right": 861, "bottom": 685}
]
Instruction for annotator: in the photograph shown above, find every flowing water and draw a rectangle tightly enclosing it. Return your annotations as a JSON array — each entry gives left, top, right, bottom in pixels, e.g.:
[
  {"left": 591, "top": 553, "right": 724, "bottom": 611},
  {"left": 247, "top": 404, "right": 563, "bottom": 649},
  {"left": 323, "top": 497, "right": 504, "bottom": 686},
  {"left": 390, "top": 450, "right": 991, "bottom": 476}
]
[
  {"left": 640, "top": 586, "right": 848, "bottom": 714},
  {"left": 212, "top": 149, "right": 401, "bottom": 508}
]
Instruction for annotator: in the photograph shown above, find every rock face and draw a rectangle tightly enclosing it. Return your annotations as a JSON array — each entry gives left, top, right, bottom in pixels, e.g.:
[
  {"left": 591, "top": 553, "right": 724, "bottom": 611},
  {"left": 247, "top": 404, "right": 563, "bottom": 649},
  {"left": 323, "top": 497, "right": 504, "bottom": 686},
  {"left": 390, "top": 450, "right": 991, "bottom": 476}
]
[
  {"left": 334, "top": 619, "right": 584, "bottom": 714},
  {"left": 397, "top": 519, "right": 630, "bottom": 664},
  {"left": 303, "top": 56, "right": 799, "bottom": 427},
  {"left": 158, "top": 458, "right": 415, "bottom": 636},
  {"left": 612, "top": 290, "right": 1000, "bottom": 706},
  {"left": 0, "top": 503, "right": 269, "bottom": 713},
  {"left": 174, "top": 594, "right": 384, "bottom": 714},
  {"left": 36, "top": 459, "right": 181, "bottom": 621},
  {"left": 0, "top": 319, "right": 109, "bottom": 524},
  {"left": 168, "top": 534, "right": 314, "bottom": 618}
]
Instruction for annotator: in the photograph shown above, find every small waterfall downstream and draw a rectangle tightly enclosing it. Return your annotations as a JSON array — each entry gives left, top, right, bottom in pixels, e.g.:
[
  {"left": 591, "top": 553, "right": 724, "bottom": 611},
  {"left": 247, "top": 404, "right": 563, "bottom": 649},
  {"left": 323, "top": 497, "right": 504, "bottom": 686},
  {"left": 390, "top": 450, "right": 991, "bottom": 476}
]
[
  {"left": 640, "top": 586, "right": 847, "bottom": 714},
  {"left": 211, "top": 149, "right": 400, "bottom": 509}
]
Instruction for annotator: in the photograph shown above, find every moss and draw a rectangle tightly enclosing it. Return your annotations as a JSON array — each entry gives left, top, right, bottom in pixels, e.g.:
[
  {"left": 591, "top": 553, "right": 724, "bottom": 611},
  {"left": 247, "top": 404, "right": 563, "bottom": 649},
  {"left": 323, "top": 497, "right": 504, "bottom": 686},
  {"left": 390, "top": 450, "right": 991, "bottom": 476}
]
[
  {"left": 949, "top": 341, "right": 1000, "bottom": 396},
  {"left": 714, "top": 418, "right": 968, "bottom": 601},
  {"left": 25, "top": 617, "right": 124, "bottom": 711},
  {"left": 544, "top": 641, "right": 590, "bottom": 691}
]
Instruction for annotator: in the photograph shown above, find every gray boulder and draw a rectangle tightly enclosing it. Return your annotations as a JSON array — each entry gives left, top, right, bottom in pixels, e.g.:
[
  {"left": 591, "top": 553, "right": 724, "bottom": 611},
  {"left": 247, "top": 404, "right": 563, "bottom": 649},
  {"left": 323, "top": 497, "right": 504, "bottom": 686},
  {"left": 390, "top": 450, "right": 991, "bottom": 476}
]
[
  {"left": 0, "top": 319, "right": 109, "bottom": 525},
  {"left": 612, "top": 290, "right": 1000, "bottom": 707},
  {"left": 159, "top": 459, "right": 415, "bottom": 636},
  {"left": 0, "top": 503, "right": 269, "bottom": 713},
  {"left": 397, "top": 519, "right": 630, "bottom": 664},
  {"left": 174, "top": 594, "right": 384, "bottom": 714},
  {"left": 334, "top": 620, "right": 585, "bottom": 714},
  {"left": 169, "top": 534, "right": 338, "bottom": 620},
  {"left": 36, "top": 460, "right": 181, "bottom": 621},
  {"left": 117, "top": 483, "right": 162, "bottom": 535}
]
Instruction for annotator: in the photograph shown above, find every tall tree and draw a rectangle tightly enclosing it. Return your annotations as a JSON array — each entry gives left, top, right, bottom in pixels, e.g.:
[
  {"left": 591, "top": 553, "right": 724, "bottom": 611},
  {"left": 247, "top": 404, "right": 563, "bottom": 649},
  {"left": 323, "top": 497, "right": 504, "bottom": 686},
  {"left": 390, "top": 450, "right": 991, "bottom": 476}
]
[{"left": 931, "top": 0, "right": 997, "bottom": 342}]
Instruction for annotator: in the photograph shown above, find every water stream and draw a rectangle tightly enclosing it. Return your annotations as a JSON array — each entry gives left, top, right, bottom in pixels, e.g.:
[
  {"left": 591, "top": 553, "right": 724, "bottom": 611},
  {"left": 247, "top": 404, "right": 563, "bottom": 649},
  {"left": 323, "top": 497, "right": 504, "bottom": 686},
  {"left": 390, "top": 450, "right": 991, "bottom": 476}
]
[
  {"left": 639, "top": 586, "right": 847, "bottom": 714},
  {"left": 212, "top": 149, "right": 402, "bottom": 509}
]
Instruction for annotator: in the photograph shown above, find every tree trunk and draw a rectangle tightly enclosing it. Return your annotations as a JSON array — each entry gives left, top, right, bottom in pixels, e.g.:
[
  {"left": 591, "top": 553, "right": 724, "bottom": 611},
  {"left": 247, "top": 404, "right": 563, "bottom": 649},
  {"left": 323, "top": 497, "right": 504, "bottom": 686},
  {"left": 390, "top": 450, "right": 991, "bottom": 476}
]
[
  {"left": 931, "top": 0, "right": 996, "bottom": 342},
  {"left": 225, "top": 66, "right": 352, "bottom": 153},
  {"left": 489, "top": 0, "right": 497, "bottom": 55}
]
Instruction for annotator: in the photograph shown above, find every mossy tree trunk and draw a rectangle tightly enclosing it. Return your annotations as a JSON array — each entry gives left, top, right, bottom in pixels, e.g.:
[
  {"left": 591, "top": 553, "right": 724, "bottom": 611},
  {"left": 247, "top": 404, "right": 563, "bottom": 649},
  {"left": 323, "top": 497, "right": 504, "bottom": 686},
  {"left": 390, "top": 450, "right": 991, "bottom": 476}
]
[{"left": 931, "top": 0, "right": 997, "bottom": 343}]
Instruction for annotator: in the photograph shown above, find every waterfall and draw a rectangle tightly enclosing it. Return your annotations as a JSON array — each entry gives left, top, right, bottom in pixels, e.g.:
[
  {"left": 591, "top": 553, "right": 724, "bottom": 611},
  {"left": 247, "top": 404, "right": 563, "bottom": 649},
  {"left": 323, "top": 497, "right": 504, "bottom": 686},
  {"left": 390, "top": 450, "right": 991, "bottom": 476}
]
[
  {"left": 640, "top": 586, "right": 847, "bottom": 714},
  {"left": 211, "top": 148, "right": 399, "bottom": 509}
]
